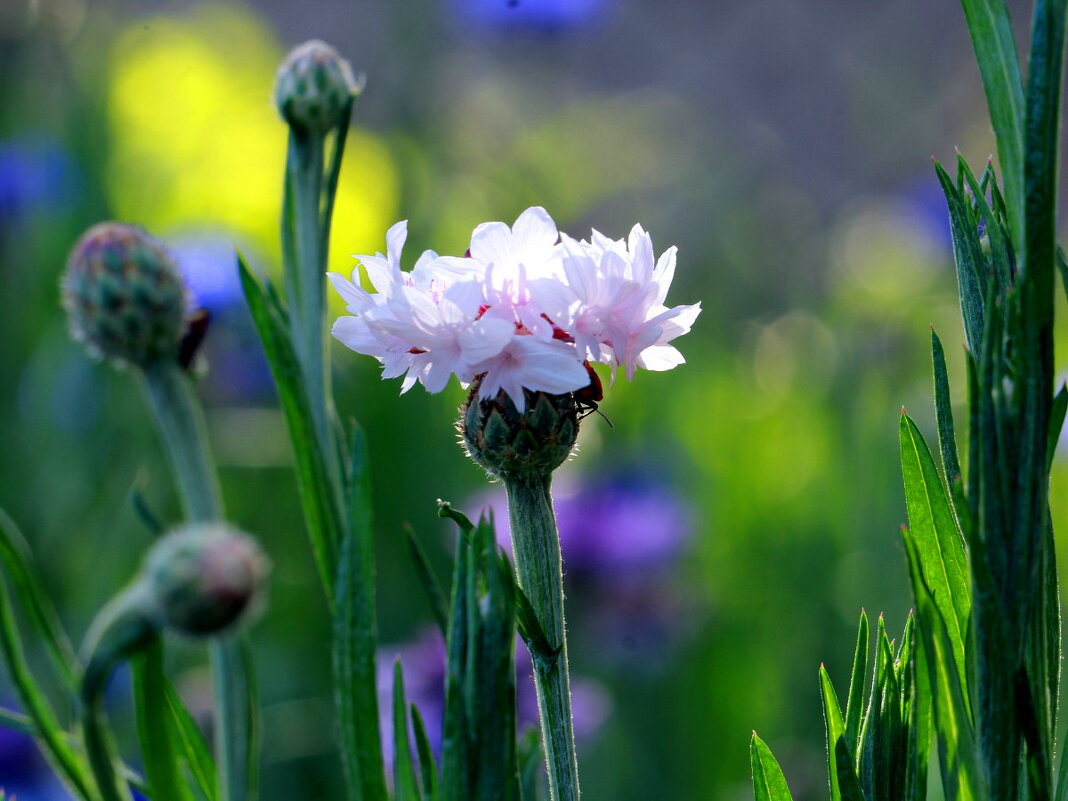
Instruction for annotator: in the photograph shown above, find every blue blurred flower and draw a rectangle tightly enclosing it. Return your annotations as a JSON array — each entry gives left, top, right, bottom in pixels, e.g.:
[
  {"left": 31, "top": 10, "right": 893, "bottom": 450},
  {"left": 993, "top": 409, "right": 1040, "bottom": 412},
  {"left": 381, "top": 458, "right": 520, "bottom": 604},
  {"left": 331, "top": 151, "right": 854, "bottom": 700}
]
[
  {"left": 448, "top": 0, "right": 610, "bottom": 34},
  {"left": 169, "top": 234, "right": 275, "bottom": 404},
  {"left": 378, "top": 627, "right": 609, "bottom": 769},
  {"left": 0, "top": 137, "right": 78, "bottom": 225},
  {"left": 0, "top": 708, "right": 72, "bottom": 800}
]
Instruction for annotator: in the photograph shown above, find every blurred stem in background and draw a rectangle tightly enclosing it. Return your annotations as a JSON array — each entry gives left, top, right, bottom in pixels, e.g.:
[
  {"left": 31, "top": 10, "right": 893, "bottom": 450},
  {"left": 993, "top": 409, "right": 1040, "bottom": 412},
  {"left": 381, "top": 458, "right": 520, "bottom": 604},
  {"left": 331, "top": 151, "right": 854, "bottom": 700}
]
[{"left": 143, "top": 359, "right": 257, "bottom": 801}]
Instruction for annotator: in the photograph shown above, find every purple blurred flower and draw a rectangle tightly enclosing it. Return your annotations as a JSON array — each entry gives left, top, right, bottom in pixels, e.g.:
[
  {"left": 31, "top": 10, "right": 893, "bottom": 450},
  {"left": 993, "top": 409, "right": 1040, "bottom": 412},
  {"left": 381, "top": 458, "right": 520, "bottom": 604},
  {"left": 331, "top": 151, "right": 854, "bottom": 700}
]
[
  {"left": 448, "top": 0, "right": 610, "bottom": 34},
  {"left": 0, "top": 137, "right": 78, "bottom": 224},
  {"left": 377, "top": 627, "right": 609, "bottom": 769},
  {"left": 474, "top": 468, "right": 696, "bottom": 667},
  {"left": 480, "top": 470, "right": 692, "bottom": 574}
]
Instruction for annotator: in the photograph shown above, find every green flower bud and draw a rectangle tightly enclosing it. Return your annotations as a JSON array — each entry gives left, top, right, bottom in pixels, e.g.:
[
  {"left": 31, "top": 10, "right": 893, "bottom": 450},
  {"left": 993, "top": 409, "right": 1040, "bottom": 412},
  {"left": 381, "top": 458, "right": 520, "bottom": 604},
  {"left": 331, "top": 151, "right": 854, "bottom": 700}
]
[
  {"left": 275, "top": 39, "right": 360, "bottom": 135},
  {"left": 62, "top": 222, "right": 188, "bottom": 368},
  {"left": 144, "top": 523, "right": 269, "bottom": 637},
  {"left": 459, "top": 378, "right": 580, "bottom": 479}
]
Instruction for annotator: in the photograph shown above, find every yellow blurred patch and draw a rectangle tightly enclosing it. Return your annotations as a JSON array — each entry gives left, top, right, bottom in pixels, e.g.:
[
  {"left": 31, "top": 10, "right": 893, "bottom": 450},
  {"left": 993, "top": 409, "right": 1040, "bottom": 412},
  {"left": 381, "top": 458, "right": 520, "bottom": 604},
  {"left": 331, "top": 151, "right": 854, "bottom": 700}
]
[{"left": 105, "top": 3, "right": 396, "bottom": 282}]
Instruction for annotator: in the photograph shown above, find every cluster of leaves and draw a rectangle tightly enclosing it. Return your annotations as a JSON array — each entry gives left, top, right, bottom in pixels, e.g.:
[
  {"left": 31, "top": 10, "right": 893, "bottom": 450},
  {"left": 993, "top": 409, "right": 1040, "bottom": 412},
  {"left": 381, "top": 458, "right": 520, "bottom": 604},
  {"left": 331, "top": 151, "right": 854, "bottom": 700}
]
[{"left": 751, "top": 0, "right": 1068, "bottom": 798}]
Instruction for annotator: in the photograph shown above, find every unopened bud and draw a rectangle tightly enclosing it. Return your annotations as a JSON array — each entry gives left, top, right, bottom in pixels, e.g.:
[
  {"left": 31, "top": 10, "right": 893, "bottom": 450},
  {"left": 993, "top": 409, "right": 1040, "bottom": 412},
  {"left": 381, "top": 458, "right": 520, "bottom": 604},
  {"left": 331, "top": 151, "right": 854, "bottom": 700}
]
[
  {"left": 275, "top": 40, "right": 360, "bottom": 135},
  {"left": 460, "top": 378, "right": 580, "bottom": 479},
  {"left": 62, "top": 222, "right": 188, "bottom": 367},
  {"left": 144, "top": 523, "right": 269, "bottom": 637}
]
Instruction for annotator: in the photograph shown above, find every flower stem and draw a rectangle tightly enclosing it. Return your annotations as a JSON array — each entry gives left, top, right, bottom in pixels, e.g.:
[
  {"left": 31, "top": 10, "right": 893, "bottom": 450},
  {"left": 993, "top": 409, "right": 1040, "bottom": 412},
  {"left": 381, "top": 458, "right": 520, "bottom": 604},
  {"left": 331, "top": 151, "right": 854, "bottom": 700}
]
[
  {"left": 141, "top": 360, "right": 255, "bottom": 801},
  {"left": 503, "top": 473, "right": 580, "bottom": 801}
]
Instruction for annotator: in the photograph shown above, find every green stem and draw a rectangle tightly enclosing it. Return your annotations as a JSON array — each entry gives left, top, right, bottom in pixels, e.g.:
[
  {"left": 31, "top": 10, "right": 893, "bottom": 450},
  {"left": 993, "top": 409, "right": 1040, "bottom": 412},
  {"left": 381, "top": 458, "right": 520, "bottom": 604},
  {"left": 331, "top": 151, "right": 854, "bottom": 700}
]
[
  {"left": 141, "top": 362, "right": 221, "bottom": 523},
  {"left": 83, "top": 693, "right": 128, "bottom": 801},
  {"left": 283, "top": 130, "right": 332, "bottom": 461},
  {"left": 503, "top": 473, "right": 580, "bottom": 801},
  {"left": 141, "top": 360, "right": 255, "bottom": 801}
]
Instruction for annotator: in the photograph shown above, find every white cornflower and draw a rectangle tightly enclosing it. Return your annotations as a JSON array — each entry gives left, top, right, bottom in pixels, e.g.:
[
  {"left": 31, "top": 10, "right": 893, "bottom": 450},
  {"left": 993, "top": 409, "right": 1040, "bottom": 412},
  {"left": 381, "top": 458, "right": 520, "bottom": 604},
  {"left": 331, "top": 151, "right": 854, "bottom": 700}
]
[{"left": 329, "top": 207, "right": 700, "bottom": 406}]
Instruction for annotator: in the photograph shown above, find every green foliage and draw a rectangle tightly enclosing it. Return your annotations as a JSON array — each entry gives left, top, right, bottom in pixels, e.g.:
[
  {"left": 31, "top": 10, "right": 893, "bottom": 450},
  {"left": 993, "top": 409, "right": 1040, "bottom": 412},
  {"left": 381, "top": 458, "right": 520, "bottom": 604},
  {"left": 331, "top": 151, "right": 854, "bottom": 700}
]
[
  {"left": 750, "top": 733, "right": 793, "bottom": 801},
  {"left": 132, "top": 640, "right": 193, "bottom": 801}
]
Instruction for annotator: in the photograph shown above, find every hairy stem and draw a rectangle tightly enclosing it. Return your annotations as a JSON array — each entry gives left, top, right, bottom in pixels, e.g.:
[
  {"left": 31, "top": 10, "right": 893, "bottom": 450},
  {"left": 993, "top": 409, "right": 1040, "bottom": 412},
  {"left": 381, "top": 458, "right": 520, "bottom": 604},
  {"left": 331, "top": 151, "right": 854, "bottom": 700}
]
[{"left": 504, "top": 473, "right": 580, "bottom": 801}]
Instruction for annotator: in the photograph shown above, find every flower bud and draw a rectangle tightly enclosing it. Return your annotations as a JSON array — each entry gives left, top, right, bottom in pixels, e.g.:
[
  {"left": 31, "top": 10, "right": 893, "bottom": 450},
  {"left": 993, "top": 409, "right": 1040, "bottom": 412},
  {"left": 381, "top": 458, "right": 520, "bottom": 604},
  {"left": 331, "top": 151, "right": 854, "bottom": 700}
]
[
  {"left": 62, "top": 222, "right": 188, "bottom": 367},
  {"left": 460, "top": 378, "right": 580, "bottom": 479},
  {"left": 275, "top": 40, "right": 360, "bottom": 135},
  {"left": 143, "top": 523, "right": 269, "bottom": 637}
]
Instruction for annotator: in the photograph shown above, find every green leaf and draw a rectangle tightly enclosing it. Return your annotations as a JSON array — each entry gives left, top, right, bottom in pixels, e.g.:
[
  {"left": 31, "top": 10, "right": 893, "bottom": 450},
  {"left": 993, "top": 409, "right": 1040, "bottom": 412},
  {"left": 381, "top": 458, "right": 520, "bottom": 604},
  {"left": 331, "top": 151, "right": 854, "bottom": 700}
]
[
  {"left": 0, "top": 508, "right": 78, "bottom": 687},
  {"left": 958, "top": 157, "right": 1013, "bottom": 290},
  {"left": 164, "top": 682, "right": 219, "bottom": 801},
  {"left": 899, "top": 413, "right": 971, "bottom": 698},
  {"left": 133, "top": 639, "right": 193, "bottom": 801},
  {"left": 903, "top": 530, "right": 984, "bottom": 801},
  {"left": 931, "top": 331, "right": 963, "bottom": 487},
  {"left": 333, "top": 426, "right": 388, "bottom": 801},
  {"left": 935, "top": 162, "right": 989, "bottom": 358},
  {"left": 1047, "top": 383, "right": 1067, "bottom": 471},
  {"left": 497, "top": 549, "right": 557, "bottom": 669},
  {"left": 834, "top": 736, "right": 865, "bottom": 801},
  {"left": 403, "top": 523, "right": 449, "bottom": 636},
  {"left": 238, "top": 254, "right": 340, "bottom": 602},
  {"left": 410, "top": 704, "right": 438, "bottom": 801},
  {"left": 392, "top": 661, "right": 421, "bottom": 801},
  {"left": 820, "top": 664, "right": 846, "bottom": 801},
  {"left": 0, "top": 570, "right": 94, "bottom": 800},
  {"left": 517, "top": 728, "right": 544, "bottom": 801},
  {"left": 958, "top": 0, "right": 1026, "bottom": 247},
  {"left": 750, "top": 733, "right": 794, "bottom": 801},
  {"left": 843, "top": 610, "right": 869, "bottom": 760}
]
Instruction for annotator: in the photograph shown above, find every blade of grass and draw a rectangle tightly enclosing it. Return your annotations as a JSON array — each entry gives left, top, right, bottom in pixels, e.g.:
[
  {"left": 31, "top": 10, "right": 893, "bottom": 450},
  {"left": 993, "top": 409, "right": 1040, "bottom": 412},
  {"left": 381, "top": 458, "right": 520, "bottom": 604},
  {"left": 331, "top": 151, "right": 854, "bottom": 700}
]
[
  {"left": 238, "top": 255, "right": 341, "bottom": 602},
  {"left": 0, "top": 508, "right": 78, "bottom": 687},
  {"left": 132, "top": 639, "right": 193, "bottom": 801},
  {"left": 410, "top": 704, "right": 437, "bottom": 801},
  {"left": 164, "top": 682, "right": 219, "bottom": 801},
  {"left": 899, "top": 412, "right": 971, "bottom": 698},
  {"left": 750, "top": 733, "right": 794, "bottom": 801},
  {"left": 392, "top": 662, "right": 421, "bottom": 801},
  {"left": 0, "top": 573, "right": 94, "bottom": 800},
  {"left": 820, "top": 664, "right": 846, "bottom": 801},
  {"left": 843, "top": 610, "right": 869, "bottom": 757},
  {"left": 403, "top": 523, "right": 449, "bottom": 636},
  {"left": 958, "top": 0, "right": 1025, "bottom": 246}
]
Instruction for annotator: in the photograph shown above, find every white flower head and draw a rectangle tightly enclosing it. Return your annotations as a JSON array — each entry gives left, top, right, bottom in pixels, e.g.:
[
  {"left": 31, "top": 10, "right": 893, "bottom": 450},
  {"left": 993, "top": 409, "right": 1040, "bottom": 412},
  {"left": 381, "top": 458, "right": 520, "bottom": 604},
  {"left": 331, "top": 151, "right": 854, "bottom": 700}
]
[{"left": 330, "top": 208, "right": 700, "bottom": 406}]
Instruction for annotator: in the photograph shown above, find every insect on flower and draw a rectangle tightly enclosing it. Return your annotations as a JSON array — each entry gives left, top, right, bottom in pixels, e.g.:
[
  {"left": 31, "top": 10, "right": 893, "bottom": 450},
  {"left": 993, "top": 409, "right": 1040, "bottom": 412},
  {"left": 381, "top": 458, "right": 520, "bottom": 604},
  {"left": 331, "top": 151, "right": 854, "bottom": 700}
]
[{"left": 574, "top": 361, "right": 612, "bottom": 426}]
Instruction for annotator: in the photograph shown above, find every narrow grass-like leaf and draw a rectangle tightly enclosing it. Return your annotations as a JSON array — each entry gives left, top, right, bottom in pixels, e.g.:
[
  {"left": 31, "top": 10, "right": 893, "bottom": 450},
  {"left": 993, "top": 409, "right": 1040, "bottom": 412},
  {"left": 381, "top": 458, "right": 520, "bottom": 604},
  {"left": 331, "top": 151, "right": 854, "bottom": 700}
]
[
  {"left": 958, "top": 0, "right": 1025, "bottom": 246},
  {"left": 843, "top": 610, "right": 868, "bottom": 759},
  {"left": 899, "top": 413, "right": 971, "bottom": 698},
  {"left": 403, "top": 523, "right": 449, "bottom": 636},
  {"left": 820, "top": 665, "right": 846, "bottom": 801},
  {"left": 931, "top": 331, "right": 963, "bottom": 487},
  {"left": 959, "top": 156, "right": 1014, "bottom": 290},
  {"left": 392, "top": 661, "right": 421, "bottom": 801},
  {"left": 498, "top": 550, "right": 557, "bottom": 668},
  {"left": 410, "top": 704, "right": 437, "bottom": 801},
  {"left": 750, "top": 733, "right": 794, "bottom": 801},
  {"left": 834, "top": 736, "right": 865, "bottom": 801},
  {"left": 132, "top": 639, "right": 192, "bottom": 801},
  {"left": 1048, "top": 383, "right": 1067, "bottom": 471},
  {"left": 903, "top": 530, "right": 983, "bottom": 801},
  {"left": 164, "top": 682, "right": 218, "bottom": 801},
  {"left": 517, "top": 728, "right": 543, "bottom": 801},
  {"left": 238, "top": 255, "right": 340, "bottom": 602},
  {"left": 440, "top": 519, "right": 472, "bottom": 801},
  {"left": 0, "top": 573, "right": 93, "bottom": 800},
  {"left": 0, "top": 508, "right": 78, "bottom": 687},
  {"left": 935, "top": 163, "right": 989, "bottom": 358}
]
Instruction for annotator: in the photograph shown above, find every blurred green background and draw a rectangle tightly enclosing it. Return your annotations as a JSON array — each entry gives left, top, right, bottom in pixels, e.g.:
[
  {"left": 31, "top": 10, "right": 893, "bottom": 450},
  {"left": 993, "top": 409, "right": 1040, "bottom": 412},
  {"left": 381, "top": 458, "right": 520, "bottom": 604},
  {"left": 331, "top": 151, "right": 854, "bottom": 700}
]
[{"left": 2, "top": 0, "right": 1067, "bottom": 799}]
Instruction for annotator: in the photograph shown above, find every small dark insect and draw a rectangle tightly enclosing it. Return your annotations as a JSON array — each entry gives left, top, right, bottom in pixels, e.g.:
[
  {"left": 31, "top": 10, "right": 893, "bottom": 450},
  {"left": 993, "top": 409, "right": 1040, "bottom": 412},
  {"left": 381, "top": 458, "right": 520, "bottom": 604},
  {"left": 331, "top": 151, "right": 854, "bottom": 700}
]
[
  {"left": 178, "top": 309, "right": 212, "bottom": 371},
  {"left": 574, "top": 360, "right": 613, "bottom": 427}
]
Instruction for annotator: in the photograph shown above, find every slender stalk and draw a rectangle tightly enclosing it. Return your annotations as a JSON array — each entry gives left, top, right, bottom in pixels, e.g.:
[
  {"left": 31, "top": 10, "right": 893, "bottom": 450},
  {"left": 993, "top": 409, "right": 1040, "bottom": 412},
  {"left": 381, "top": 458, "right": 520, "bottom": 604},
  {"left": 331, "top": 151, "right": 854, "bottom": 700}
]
[
  {"left": 503, "top": 473, "right": 580, "bottom": 801},
  {"left": 283, "top": 131, "right": 331, "bottom": 460},
  {"left": 83, "top": 693, "right": 127, "bottom": 801},
  {"left": 141, "top": 360, "right": 255, "bottom": 801}
]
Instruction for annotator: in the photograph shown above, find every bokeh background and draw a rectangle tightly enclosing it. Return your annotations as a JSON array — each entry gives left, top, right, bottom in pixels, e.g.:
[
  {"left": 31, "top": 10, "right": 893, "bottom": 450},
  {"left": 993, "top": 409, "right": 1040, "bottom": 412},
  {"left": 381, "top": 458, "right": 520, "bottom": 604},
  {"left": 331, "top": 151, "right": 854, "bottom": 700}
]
[{"left": 2, "top": 0, "right": 1066, "bottom": 798}]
